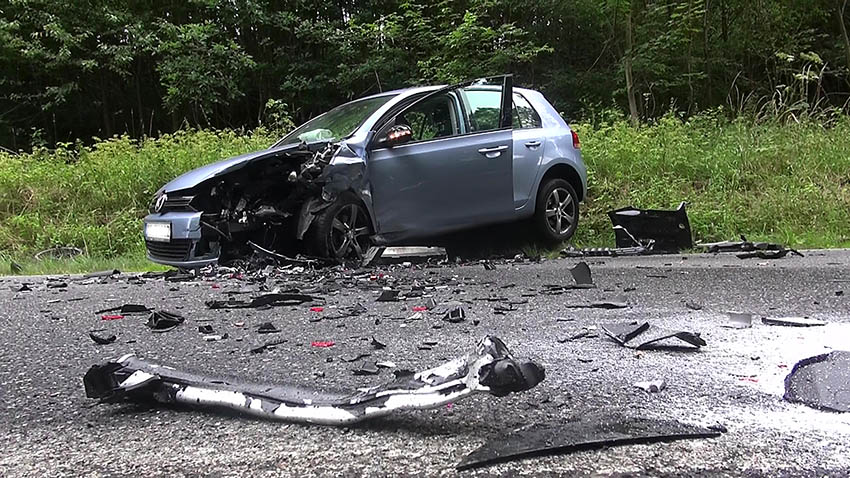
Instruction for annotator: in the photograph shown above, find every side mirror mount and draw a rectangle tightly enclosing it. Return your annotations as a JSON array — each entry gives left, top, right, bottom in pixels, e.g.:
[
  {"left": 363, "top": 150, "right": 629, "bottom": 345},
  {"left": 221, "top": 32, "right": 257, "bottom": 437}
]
[{"left": 378, "top": 124, "right": 413, "bottom": 148}]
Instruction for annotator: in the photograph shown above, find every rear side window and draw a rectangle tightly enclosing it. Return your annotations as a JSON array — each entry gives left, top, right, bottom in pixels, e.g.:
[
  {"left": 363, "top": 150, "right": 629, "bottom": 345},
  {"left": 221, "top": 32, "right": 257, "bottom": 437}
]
[
  {"left": 463, "top": 89, "right": 503, "bottom": 132},
  {"left": 512, "top": 93, "right": 542, "bottom": 129}
]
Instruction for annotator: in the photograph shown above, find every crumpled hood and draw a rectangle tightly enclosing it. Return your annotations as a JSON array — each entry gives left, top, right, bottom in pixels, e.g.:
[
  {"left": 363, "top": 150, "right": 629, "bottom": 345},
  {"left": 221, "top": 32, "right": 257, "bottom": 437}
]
[{"left": 161, "top": 143, "right": 303, "bottom": 193}]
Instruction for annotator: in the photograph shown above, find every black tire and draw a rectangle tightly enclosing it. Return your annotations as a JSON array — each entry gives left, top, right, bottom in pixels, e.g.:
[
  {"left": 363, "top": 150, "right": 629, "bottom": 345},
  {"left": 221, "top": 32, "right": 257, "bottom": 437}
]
[
  {"left": 306, "top": 193, "right": 373, "bottom": 260},
  {"left": 534, "top": 178, "right": 579, "bottom": 244}
]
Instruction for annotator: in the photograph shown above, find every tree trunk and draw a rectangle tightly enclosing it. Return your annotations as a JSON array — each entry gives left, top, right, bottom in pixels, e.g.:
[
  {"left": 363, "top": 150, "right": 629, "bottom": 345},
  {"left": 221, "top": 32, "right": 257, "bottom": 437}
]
[
  {"left": 625, "top": 4, "right": 639, "bottom": 126},
  {"left": 839, "top": 0, "right": 850, "bottom": 72}
]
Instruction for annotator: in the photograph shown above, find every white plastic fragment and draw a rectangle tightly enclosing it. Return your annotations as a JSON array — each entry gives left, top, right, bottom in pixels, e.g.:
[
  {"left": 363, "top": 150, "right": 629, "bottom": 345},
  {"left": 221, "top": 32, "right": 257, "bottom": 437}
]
[{"left": 634, "top": 379, "right": 667, "bottom": 393}]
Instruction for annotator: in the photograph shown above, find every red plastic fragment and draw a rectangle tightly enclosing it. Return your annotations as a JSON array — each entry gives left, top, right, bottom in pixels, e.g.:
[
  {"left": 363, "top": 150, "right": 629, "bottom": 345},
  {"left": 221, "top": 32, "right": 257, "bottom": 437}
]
[
  {"left": 310, "top": 307, "right": 324, "bottom": 312},
  {"left": 311, "top": 341, "right": 335, "bottom": 348},
  {"left": 412, "top": 306, "right": 427, "bottom": 312},
  {"left": 101, "top": 315, "right": 124, "bottom": 321}
]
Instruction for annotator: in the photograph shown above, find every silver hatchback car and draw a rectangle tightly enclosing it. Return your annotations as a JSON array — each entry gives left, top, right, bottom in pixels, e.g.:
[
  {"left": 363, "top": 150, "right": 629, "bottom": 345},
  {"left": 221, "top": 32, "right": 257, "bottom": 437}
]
[{"left": 143, "top": 76, "right": 587, "bottom": 267}]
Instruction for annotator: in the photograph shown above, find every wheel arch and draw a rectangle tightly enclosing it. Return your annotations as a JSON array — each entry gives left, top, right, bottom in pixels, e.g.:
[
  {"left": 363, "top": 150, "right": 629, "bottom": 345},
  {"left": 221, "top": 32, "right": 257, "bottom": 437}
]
[{"left": 539, "top": 163, "right": 585, "bottom": 202}]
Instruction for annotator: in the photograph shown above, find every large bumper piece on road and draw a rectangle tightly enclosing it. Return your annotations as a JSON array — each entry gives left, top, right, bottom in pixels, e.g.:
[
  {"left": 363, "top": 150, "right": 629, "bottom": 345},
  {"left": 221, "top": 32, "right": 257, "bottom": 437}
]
[
  {"left": 83, "top": 336, "right": 544, "bottom": 425},
  {"left": 143, "top": 212, "right": 219, "bottom": 268}
]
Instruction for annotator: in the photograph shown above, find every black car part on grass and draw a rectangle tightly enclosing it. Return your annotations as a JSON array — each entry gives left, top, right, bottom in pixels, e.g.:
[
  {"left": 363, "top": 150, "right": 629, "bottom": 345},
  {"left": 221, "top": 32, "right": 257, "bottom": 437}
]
[
  {"left": 83, "top": 335, "right": 544, "bottom": 425},
  {"left": 456, "top": 417, "right": 722, "bottom": 470},
  {"left": 602, "top": 321, "right": 706, "bottom": 350},
  {"left": 562, "top": 202, "right": 692, "bottom": 257},
  {"left": 784, "top": 351, "right": 850, "bottom": 412},
  {"left": 608, "top": 202, "right": 693, "bottom": 251}
]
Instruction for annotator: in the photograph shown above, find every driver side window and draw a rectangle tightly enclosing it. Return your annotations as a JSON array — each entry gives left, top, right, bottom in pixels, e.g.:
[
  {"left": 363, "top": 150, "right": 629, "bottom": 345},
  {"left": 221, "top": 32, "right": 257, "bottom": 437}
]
[{"left": 388, "top": 94, "right": 459, "bottom": 143}]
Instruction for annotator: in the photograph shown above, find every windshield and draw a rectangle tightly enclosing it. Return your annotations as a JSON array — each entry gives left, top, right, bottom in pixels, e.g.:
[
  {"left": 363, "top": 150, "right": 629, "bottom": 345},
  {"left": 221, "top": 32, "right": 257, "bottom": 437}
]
[{"left": 275, "top": 94, "right": 397, "bottom": 146}]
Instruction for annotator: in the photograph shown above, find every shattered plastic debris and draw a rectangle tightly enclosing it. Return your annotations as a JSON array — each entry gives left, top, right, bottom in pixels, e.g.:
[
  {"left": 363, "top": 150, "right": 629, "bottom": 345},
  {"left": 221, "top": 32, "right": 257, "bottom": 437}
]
[
  {"left": 101, "top": 315, "right": 124, "bottom": 321},
  {"left": 146, "top": 311, "right": 185, "bottom": 332},
  {"left": 602, "top": 322, "right": 706, "bottom": 350},
  {"left": 89, "top": 332, "right": 117, "bottom": 345},
  {"left": 352, "top": 362, "right": 380, "bottom": 376},
  {"left": 725, "top": 311, "right": 753, "bottom": 329},
  {"left": 568, "top": 300, "right": 629, "bottom": 310},
  {"left": 370, "top": 337, "right": 386, "bottom": 349},
  {"left": 569, "top": 262, "right": 594, "bottom": 286},
  {"left": 83, "top": 336, "right": 544, "bottom": 425},
  {"left": 206, "top": 293, "right": 316, "bottom": 309},
  {"left": 96, "top": 304, "right": 150, "bottom": 315},
  {"left": 762, "top": 316, "right": 826, "bottom": 327},
  {"left": 376, "top": 290, "right": 399, "bottom": 302},
  {"left": 634, "top": 379, "right": 667, "bottom": 393},
  {"left": 784, "top": 351, "right": 850, "bottom": 412},
  {"left": 250, "top": 339, "right": 287, "bottom": 354},
  {"left": 257, "top": 322, "right": 281, "bottom": 334},
  {"left": 456, "top": 416, "right": 721, "bottom": 470},
  {"left": 698, "top": 235, "right": 804, "bottom": 259},
  {"left": 438, "top": 302, "right": 466, "bottom": 323},
  {"left": 198, "top": 325, "right": 215, "bottom": 334},
  {"left": 311, "top": 340, "right": 335, "bottom": 348}
]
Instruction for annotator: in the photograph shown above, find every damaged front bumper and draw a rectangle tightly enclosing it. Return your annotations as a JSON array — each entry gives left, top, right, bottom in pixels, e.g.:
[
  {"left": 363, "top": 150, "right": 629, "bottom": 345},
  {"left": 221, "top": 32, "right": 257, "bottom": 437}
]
[
  {"left": 83, "top": 336, "right": 544, "bottom": 425},
  {"left": 143, "top": 211, "right": 220, "bottom": 267}
]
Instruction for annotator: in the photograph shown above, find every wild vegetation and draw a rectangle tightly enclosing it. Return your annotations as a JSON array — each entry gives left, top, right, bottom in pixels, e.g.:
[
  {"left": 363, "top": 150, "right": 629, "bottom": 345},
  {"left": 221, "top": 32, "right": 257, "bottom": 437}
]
[{"left": 2, "top": 1, "right": 850, "bottom": 149}]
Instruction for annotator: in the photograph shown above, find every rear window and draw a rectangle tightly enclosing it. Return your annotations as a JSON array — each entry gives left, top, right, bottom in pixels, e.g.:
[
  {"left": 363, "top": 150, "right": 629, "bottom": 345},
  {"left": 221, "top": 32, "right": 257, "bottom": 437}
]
[{"left": 512, "top": 93, "right": 542, "bottom": 129}]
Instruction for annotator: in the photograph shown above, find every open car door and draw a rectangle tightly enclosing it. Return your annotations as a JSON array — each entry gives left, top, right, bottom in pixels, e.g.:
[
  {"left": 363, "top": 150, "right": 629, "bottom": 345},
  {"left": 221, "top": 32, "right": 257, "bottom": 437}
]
[{"left": 367, "top": 76, "right": 514, "bottom": 238}]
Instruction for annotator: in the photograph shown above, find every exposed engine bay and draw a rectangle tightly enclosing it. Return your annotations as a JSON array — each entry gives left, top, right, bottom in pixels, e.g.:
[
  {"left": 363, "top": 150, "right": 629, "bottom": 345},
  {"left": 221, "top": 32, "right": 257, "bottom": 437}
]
[{"left": 162, "top": 141, "right": 350, "bottom": 262}]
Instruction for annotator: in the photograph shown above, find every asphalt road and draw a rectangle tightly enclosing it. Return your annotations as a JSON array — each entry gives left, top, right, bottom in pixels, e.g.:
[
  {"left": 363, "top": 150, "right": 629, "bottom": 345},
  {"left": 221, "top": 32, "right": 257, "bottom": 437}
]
[{"left": 1, "top": 250, "right": 849, "bottom": 477}]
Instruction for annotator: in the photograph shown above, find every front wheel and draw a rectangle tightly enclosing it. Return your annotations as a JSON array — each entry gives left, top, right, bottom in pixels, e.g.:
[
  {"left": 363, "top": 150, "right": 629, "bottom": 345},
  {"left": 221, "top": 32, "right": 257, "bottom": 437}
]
[
  {"left": 533, "top": 178, "right": 579, "bottom": 244},
  {"left": 307, "top": 193, "right": 373, "bottom": 260}
]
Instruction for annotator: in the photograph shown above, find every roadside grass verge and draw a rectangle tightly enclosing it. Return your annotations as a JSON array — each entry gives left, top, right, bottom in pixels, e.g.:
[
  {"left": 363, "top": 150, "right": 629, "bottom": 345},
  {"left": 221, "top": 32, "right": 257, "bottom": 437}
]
[
  {"left": 0, "top": 251, "right": 169, "bottom": 276},
  {"left": 1, "top": 113, "right": 848, "bottom": 275}
]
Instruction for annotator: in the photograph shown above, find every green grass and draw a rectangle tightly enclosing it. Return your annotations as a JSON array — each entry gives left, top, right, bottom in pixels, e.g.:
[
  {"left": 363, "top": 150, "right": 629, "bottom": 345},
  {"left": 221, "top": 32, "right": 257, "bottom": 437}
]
[
  {"left": 0, "top": 252, "right": 169, "bottom": 276},
  {"left": 1, "top": 113, "right": 849, "bottom": 275}
]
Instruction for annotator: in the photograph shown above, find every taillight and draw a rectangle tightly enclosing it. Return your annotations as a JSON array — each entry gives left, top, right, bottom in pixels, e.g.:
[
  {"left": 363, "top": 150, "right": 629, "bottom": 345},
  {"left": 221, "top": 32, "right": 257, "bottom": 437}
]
[{"left": 571, "top": 130, "right": 581, "bottom": 149}]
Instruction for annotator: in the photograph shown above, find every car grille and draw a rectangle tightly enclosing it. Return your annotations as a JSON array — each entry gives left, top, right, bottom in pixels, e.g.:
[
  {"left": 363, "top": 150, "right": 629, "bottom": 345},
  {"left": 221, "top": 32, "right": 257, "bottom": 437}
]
[
  {"left": 146, "top": 239, "right": 193, "bottom": 261},
  {"left": 161, "top": 196, "right": 195, "bottom": 213}
]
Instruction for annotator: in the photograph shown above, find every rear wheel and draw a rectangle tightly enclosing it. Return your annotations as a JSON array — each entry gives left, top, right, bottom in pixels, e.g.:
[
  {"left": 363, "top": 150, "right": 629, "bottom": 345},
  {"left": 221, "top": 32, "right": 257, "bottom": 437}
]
[
  {"left": 307, "top": 193, "right": 373, "bottom": 260},
  {"left": 534, "top": 178, "right": 579, "bottom": 244}
]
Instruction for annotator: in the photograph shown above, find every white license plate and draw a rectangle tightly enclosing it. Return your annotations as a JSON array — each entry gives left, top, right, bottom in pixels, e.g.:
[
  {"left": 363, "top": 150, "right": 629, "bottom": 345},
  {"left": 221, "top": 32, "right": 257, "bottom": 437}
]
[{"left": 145, "top": 222, "right": 171, "bottom": 242}]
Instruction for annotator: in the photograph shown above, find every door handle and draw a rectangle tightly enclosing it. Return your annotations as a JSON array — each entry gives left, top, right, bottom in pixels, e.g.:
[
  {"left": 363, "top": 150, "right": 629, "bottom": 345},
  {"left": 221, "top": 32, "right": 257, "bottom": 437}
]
[
  {"left": 524, "top": 141, "right": 542, "bottom": 148},
  {"left": 477, "top": 145, "right": 508, "bottom": 158}
]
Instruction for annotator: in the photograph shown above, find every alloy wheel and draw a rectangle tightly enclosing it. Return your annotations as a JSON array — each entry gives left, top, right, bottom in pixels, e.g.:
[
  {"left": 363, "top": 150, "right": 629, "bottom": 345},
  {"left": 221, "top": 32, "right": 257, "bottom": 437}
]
[
  {"left": 544, "top": 187, "right": 576, "bottom": 235},
  {"left": 329, "top": 204, "right": 371, "bottom": 259}
]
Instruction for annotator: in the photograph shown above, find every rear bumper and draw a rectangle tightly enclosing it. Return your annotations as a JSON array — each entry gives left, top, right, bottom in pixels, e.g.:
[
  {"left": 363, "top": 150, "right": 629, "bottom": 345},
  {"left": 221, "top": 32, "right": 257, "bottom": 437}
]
[{"left": 143, "top": 212, "right": 219, "bottom": 268}]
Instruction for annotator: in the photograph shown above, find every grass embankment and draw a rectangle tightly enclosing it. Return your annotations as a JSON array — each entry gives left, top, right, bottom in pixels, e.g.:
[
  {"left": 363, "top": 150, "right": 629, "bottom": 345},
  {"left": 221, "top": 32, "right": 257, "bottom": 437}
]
[{"left": 1, "top": 115, "right": 848, "bottom": 275}]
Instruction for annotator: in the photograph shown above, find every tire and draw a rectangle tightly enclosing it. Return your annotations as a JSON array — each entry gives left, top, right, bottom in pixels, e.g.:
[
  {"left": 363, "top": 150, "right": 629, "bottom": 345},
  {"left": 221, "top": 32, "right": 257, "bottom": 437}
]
[
  {"left": 306, "top": 193, "right": 373, "bottom": 260},
  {"left": 533, "top": 178, "right": 579, "bottom": 244}
]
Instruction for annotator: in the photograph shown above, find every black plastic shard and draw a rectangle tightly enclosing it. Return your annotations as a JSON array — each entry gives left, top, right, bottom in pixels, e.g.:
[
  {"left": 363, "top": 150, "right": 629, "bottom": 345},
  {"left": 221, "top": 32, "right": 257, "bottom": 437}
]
[
  {"left": 784, "top": 351, "right": 850, "bottom": 412},
  {"left": 376, "top": 290, "right": 399, "bottom": 302},
  {"left": 569, "top": 262, "right": 593, "bottom": 285},
  {"left": 257, "top": 322, "right": 281, "bottom": 334},
  {"left": 146, "top": 310, "right": 185, "bottom": 332},
  {"left": 456, "top": 417, "right": 722, "bottom": 470},
  {"left": 206, "top": 293, "right": 315, "bottom": 309},
  {"left": 602, "top": 321, "right": 706, "bottom": 350},
  {"left": 89, "top": 332, "right": 117, "bottom": 345},
  {"left": 96, "top": 304, "right": 150, "bottom": 315},
  {"left": 608, "top": 202, "right": 693, "bottom": 252},
  {"left": 438, "top": 301, "right": 466, "bottom": 323},
  {"left": 762, "top": 316, "right": 827, "bottom": 327}
]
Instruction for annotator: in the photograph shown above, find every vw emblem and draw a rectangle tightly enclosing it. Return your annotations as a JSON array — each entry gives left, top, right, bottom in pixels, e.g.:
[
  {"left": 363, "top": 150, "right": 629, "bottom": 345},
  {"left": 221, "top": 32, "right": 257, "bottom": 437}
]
[{"left": 154, "top": 194, "right": 168, "bottom": 213}]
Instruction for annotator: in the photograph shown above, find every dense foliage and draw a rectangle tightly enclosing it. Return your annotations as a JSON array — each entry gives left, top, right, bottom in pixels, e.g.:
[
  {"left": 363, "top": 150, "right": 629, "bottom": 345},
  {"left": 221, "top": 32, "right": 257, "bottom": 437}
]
[{"left": 2, "top": 0, "right": 850, "bottom": 149}]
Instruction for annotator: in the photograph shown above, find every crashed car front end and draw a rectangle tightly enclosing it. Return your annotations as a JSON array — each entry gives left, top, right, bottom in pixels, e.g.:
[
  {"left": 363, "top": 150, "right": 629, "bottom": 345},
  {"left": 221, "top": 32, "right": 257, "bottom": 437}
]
[{"left": 143, "top": 140, "right": 359, "bottom": 267}]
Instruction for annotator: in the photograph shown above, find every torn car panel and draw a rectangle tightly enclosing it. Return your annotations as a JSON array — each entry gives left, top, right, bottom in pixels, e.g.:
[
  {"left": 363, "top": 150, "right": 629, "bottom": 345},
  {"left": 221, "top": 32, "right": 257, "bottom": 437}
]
[{"left": 83, "top": 336, "right": 544, "bottom": 425}]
